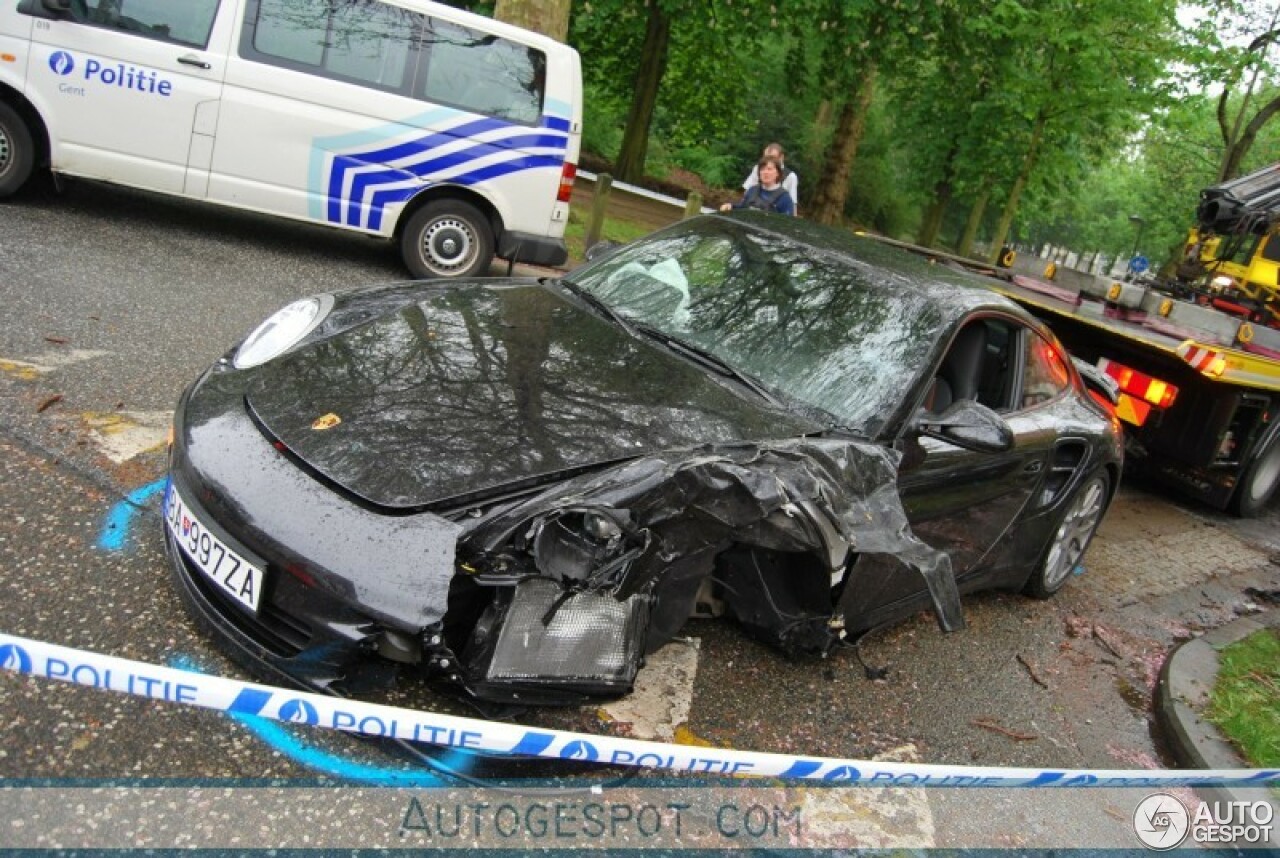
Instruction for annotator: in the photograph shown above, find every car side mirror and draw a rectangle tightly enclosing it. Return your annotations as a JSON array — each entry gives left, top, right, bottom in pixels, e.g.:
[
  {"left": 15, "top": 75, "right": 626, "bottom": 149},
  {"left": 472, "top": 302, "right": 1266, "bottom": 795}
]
[
  {"left": 41, "top": 0, "right": 73, "bottom": 16},
  {"left": 915, "top": 400, "right": 1015, "bottom": 454}
]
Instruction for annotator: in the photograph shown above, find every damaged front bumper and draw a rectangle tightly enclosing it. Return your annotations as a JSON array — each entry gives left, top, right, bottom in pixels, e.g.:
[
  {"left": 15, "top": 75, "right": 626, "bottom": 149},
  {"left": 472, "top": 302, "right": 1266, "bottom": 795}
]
[
  {"left": 439, "top": 438, "right": 962, "bottom": 704},
  {"left": 171, "top": 376, "right": 961, "bottom": 707}
]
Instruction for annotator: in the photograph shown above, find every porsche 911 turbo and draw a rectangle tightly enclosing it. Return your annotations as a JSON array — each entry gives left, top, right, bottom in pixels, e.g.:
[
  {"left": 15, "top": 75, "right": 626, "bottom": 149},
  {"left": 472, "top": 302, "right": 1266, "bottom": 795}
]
[{"left": 164, "top": 212, "right": 1122, "bottom": 706}]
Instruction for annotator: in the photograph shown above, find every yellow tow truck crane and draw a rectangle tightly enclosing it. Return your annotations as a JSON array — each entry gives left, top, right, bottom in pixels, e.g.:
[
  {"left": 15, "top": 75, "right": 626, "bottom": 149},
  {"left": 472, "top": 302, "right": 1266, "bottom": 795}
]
[{"left": 1176, "top": 163, "right": 1280, "bottom": 328}]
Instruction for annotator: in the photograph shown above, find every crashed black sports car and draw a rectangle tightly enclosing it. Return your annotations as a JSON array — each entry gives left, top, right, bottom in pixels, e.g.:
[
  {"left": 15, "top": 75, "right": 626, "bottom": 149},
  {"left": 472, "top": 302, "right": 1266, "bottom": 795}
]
[{"left": 164, "top": 212, "right": 1122, "bottom": 706}]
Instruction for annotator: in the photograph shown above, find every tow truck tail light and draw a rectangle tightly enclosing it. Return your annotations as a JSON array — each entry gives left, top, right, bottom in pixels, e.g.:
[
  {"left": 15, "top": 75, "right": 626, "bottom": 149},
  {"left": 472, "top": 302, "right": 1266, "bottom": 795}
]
[
  {"left": 1176, "top": 342, "right": 1227, "bottom": 377},
  {"left": 557, "top": 162, "right": 577, "bottom": 203},
  {"left": 1097, "top": 358, "right": 1179, "bottom": 408}
]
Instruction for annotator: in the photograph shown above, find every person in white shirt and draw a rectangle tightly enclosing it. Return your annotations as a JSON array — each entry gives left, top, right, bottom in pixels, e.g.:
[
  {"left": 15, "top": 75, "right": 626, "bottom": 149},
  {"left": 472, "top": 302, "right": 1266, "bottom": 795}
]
[{"left": 743, "top": 143, "right": 798, "bottom": 214}]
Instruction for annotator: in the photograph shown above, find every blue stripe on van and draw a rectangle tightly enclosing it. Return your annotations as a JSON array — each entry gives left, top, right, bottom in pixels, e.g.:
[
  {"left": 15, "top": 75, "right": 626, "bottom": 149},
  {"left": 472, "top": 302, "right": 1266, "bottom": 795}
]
[
  {"left": 325, "top": 113, "right": 570, "bottom": 227},
  {"left": 362, "top": 153, "right": 563, "bottom": 229},
  {"left": 325, "top": 114, "right": 570, "bottom": 230},
  {"left": 325, "top": 117, "right": 511, "bottom": 223},
  {"left": 308, "top": 106, "right": 466, "bottom": 221},
  {"left": 342, "top": 132, "right": 569, "bottom": 227}
]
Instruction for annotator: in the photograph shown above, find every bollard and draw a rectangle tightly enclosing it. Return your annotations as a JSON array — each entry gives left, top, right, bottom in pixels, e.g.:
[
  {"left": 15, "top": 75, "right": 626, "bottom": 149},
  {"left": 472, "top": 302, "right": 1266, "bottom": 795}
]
[
  {"left": 583, "top": 172, "right": 612, "bottom": 251},
  {"left": 683, "top": 191, "right": 703, "bottom": 220}
]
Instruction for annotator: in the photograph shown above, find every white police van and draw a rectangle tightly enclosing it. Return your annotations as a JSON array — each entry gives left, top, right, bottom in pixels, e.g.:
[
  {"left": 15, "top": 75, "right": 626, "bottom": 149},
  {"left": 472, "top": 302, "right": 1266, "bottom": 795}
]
[{"left": 0, "top": 0, "right": 581, "bottom": 277}]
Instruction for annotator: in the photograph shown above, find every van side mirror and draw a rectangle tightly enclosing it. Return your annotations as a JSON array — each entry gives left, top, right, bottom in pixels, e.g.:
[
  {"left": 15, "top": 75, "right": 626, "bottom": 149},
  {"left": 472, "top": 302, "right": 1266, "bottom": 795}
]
[
  {"left": 914, "top": 400, "right": 1015, "bottom": 454},
  {"left": 41, "top": 0, "right": 73, "bottom": 15}
]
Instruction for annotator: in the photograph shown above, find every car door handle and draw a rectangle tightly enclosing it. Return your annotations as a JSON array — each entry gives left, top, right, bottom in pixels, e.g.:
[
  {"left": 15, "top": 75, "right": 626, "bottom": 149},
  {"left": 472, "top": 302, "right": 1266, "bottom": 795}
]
[
  {"left": 178, "top": 55, "right": 212, "bottom": 70},
  {"left": 1023, "top": 460, "right": 1044, "bottom": 475}
]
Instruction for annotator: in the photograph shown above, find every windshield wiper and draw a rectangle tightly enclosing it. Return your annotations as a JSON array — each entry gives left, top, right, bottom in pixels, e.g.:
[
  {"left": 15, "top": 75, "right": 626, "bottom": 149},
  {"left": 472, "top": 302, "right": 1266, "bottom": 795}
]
[
  {"left": 626, "top": 321, "right": 783, "bottom": 407},
  {"left": 553, "top": 277, "right": 634, "bottom": 333}
]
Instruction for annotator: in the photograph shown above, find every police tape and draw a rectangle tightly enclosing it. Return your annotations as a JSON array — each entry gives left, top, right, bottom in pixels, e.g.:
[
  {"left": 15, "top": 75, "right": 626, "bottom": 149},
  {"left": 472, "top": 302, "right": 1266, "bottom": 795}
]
[{"left": 2, "top": 633, "right": 1277, "bottom": 787}]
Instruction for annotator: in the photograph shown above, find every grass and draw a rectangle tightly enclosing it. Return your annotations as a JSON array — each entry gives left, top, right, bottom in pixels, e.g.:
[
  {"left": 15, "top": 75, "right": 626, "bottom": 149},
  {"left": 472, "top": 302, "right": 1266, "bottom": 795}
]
[
  {"left": 562, "top": 206, "right": 656, "bottom": 267},
  {"left": 1205, "top": 627, "right": 1280, "bottom": 770}
]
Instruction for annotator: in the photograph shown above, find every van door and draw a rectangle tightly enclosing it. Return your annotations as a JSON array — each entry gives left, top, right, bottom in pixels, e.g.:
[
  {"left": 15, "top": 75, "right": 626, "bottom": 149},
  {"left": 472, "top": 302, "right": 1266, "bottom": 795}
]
[
  {"left": 22, "top": 0, "right": 233, "bottom": 195},
  {"left": 211, "top": 0, "right": 431, "bottom": 229}
]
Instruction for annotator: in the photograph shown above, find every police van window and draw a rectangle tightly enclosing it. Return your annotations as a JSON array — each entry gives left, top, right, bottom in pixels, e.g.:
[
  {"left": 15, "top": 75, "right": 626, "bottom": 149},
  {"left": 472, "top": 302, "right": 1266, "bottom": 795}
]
[
  {"left": 76, "top": 0, "right": 219, "bottom": 48},
  {"left": 246, "top": 0, "right": 421, "bottom": 93},
  {"left": 419, "top": 19, "right": 545, "bottom": 124},
  {"left": 1021, "top": 333, "right": 1072, "bottom": 409}
]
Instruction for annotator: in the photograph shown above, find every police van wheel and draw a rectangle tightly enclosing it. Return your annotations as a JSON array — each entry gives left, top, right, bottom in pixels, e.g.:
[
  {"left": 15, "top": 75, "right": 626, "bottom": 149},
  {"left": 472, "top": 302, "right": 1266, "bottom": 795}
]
[
  {"left": 0, "top": 102, "right": 35, "bottom": 198},
  {"left": 401, "top": 200, "right": 494, "bottom": 279},
  {"left": 1230, "top": 430, "right": 1280, "bottom": 518}
]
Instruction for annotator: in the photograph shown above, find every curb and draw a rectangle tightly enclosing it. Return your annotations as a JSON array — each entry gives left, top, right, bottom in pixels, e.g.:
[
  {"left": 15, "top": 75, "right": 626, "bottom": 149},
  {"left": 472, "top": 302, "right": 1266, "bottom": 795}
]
[{"left": 1154, "top": 608, "right": 1278, "bottom": 847}]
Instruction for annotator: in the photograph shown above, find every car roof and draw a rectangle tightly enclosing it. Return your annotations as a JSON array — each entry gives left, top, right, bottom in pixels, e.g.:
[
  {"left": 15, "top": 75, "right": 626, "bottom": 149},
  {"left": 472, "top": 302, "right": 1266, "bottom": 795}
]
[{"left": 708, "top": 211, "right": 1029, "bottom": 327}]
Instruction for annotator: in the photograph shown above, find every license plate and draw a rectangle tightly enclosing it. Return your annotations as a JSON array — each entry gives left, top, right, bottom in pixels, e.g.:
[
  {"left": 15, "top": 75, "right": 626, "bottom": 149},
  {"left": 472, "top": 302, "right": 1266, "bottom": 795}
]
[{"left": 164, "top": 481, "right": 264, "bottom": 613}]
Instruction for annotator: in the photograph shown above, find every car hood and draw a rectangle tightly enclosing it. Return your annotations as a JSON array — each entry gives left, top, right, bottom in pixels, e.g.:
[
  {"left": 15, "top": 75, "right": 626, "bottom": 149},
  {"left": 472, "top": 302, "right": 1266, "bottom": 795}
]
[{"left": 245, "top": 282, "right": 820, "bottom": 509}]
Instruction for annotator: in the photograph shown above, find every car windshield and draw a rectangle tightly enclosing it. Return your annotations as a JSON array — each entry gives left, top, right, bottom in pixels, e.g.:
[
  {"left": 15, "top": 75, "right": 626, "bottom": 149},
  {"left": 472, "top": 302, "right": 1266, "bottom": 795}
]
[{"left": 564, "top": 220, "right": 948, "bottom": 436}]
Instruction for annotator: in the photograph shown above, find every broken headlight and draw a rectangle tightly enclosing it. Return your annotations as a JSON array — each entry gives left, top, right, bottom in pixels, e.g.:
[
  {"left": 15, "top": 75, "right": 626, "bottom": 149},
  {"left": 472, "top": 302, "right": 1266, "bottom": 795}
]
[{"left": 530, "top": 508, "right": 638, "bottom": 588}]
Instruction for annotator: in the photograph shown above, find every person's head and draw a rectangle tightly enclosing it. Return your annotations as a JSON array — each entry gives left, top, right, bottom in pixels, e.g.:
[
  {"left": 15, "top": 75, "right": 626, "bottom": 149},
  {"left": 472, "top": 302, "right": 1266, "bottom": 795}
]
[
  {"left": 762, "top": 143, "right": 785, "bottom": 163},
  {"left": 757, "top": 156, "right": 783, "bottom": 187}
]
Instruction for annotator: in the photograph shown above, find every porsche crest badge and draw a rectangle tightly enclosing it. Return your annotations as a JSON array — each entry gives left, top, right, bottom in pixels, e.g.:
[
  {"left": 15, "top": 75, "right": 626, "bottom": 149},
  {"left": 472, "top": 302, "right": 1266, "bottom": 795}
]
[{"left": 311, "top": 413, "right": 342, "bottom": 431}]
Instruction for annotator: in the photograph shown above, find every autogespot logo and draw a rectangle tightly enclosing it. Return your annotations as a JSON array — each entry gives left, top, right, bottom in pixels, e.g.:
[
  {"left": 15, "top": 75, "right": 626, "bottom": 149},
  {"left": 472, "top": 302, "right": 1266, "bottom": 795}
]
[
  {"left": 1134, "top": 793, "right": 1190, "bottom": 850},
  {"left": 278, "top": 699, "right": 319, "bottom": 726},
  {"left": 49, "top": 51, "right": 75, "bottom": 76}
]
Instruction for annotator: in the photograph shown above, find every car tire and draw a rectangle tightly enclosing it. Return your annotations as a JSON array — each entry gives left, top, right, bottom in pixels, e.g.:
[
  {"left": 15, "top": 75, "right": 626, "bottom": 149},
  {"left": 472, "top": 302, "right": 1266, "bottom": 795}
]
[
  {"left": 1023, "top": 469, "right": 1110, "bottom": 599},
  {"left": 1230, "top": 429, "right": 1280, "bottom": 518},
  {"left": 400, "top": 199, "right": 494, "bottom": 279},
  {"left": 0, "top": 101, "right": 35, "bottom": 198}
]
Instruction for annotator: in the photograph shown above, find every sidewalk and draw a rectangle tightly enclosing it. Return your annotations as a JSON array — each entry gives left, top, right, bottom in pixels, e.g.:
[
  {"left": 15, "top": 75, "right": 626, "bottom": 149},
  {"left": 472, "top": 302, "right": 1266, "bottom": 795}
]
[{"left": 1155, "top": 607, "right": 1278, "bottom": 847}]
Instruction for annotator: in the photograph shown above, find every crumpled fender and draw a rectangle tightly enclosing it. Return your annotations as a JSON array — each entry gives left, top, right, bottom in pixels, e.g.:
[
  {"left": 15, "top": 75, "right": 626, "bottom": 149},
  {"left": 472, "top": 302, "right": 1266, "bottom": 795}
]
[{"left": 459, "top": 437, "right": 964, "bottom": 644}]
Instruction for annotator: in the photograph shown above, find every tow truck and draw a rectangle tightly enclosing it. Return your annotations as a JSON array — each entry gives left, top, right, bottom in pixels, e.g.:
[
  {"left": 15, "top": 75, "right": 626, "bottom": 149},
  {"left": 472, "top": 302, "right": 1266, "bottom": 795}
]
[{"left": 879, "top": 164, "right": 1280, "bottom": 517}]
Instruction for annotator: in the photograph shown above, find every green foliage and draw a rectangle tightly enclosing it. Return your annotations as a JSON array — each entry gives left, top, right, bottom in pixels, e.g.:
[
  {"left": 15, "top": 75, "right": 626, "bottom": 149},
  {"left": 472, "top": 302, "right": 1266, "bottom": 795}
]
[
  {"left": 559, "top": 0, "right": 1280, "bottom": 256},
  {"left": 581, "top": 82, "right": 626, "bottom": 160},
  {"left": 1206, "top": 628, "right": 1280, "bottom": 769}
]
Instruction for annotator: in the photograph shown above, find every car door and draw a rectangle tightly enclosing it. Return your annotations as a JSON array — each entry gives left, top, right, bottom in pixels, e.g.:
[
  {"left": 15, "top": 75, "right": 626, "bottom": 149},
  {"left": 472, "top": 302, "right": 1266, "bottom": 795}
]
[
  {"left": 21, "top": 0, "right": 232, "bottom": 195},
  {"left": 849, "top": 315, "right": 1057, "bottom": 615}
]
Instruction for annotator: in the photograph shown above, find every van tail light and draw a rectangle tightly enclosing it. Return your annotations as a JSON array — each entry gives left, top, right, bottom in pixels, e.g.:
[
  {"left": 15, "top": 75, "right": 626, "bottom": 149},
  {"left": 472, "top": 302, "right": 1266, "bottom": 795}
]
[
  {"left": 1096, "top": 358, "right": 1179, "bottom": 408},
  {"left": 557, "top": 162, "right": 577, "bottom": 203}
]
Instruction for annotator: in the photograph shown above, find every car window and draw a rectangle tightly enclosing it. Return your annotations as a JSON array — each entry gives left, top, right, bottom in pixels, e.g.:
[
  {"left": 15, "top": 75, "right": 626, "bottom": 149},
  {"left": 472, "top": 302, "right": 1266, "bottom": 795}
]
[
  {"left": 419, "top": 18, "right": 545, "bottom": 124},
  {"left": 932, "top": 318, "right": 1021, "bottom": 414},
  {"left": 74, "top": 0, "right": 220, "bottom": 48},
  {"left": 567, "top": 224, "right": 949, "bottom": 435},
  {"left": 248, "top": 0, "right": 419, "bottom": 91},
  {"left": 1021, "top": 332, "right": 1072, "bottom": 409}
]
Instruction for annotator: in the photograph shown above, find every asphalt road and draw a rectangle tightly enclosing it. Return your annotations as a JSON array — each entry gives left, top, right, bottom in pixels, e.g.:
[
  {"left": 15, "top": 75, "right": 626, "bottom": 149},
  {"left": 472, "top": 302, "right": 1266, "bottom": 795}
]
[{"left": 1, "top": 177, "right": 1277, "bottom": 850}]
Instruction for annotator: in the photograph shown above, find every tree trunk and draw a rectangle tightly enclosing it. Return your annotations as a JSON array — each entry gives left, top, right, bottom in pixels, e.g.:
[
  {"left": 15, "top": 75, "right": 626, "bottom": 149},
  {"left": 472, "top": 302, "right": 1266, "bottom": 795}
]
[
  {"left": 614, "top": 1, "right": 671, "bottom": 184},
  {"left": 957, "top": 179, "right": 992, "bottom": 258},
  {"left": 807, "top": 63, "right": 878, "bottom": 225},
  {"left": 985, "top": 112, "right": 1046, "bottom": 264},
  {"left": 494, "top": 0, "right": 571, "bottom": 41},
  {"left": 1220, "top": 93, "right": 1280, "bottom": 181},
  {"left": 1216, "top": 13, "right": 1280, "bottom": 181},
  {"left": 916, "top": 143, "right": 958, "bottom": 248}
]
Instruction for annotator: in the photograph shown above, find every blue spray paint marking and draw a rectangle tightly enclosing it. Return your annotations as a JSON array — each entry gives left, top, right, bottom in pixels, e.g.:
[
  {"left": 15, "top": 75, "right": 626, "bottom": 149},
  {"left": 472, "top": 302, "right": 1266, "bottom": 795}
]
[
  {"left": 168, "top": 654, "right": 469, "bottom": 785},
  {"left": 229, "top": 713, "right": 450, "bottom": 786},
  {"left": 98, "top": 477, "right": 167, "bottom": 551}
]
